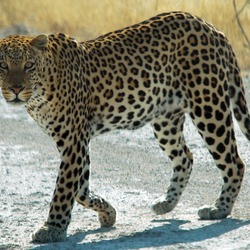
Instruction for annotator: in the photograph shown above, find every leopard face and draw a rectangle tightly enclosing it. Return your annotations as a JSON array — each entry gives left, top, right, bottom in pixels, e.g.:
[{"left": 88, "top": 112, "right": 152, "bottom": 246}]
[{"left": 0, "top": 35, "right": 47, "bottom": 104}]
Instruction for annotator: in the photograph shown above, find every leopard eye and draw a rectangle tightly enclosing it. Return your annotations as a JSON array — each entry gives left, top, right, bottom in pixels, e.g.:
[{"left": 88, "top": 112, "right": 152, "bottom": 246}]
[
  {"left": 0, "top": 62, "right": 8, "bottom": 71},
  {"left": 24, "top": 61, "right": 35, "bottom": 71}
]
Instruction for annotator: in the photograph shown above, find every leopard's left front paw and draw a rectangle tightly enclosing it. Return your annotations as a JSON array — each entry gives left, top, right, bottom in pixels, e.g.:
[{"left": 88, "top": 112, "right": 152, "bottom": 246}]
[
  {"left": 98, "top": 205, "right": 116, "bottom": 227},
  {"left": 31, "top": 223, "right": 67, "bottom": 243}
]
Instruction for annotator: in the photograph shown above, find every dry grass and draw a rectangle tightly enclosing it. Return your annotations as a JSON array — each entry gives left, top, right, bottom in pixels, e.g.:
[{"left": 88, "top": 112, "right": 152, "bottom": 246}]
[{"left": 0, "top": 0, "right": 249, "bottom": 69}]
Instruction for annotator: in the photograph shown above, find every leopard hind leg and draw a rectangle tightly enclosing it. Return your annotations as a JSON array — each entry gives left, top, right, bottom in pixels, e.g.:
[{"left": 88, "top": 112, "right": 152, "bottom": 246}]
[
  {"left": 151, "top": 112, "right": 194, "bottom": 215},
  {"left": 190, "top": 107, "right": 245, "bottom": 219}
]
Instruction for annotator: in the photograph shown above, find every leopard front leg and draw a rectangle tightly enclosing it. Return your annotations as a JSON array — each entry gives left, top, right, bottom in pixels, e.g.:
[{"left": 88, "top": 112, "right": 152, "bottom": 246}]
[
  {"left": 76, "top": 189, "right": 116, "bottom": 228},
  {"left": 32, "top": 158, "right": 78, "bottom": 243},
  {"left": 32, "top": 137, "right": 90, "bottom": 243},
  {"left": 75, "top": 158, "right": 116, "bottom": 227},
  {"left": 32, "top": 130, "right": 116, "bottom": 243}
]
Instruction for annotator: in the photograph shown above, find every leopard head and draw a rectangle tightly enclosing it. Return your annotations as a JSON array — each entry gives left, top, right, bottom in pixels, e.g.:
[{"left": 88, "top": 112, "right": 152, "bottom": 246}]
[{"left": 0, "top": 34, "right": 48, "bottom": 104}]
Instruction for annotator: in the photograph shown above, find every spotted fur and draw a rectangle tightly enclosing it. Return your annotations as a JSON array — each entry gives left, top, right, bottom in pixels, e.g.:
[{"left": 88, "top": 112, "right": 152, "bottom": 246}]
[{"left": 0, "top": 11, "right": 249, "bottom": 243}]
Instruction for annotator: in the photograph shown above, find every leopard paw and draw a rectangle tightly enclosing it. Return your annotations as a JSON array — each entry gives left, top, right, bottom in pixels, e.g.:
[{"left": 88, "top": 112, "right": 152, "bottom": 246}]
[
  {"left": 31, "top": 223, "right": 67, "bottom": 243},
  {"left": 198, "top": 205, "right": 230, "bottom": 220},
  {"left": 98, "top": 205, "right": 116, "bottom": 227},
  {"left": 151, "top": 197, "right": 177, "bottom": 215}
]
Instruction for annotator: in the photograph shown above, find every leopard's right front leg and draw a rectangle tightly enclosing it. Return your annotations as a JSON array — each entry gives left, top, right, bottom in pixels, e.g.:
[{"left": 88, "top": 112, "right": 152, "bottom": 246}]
[
  {"left": 32, "top": 137, "right": 90, "bottom": 243},
  {"left": 32, "top": 157, "right": 79, "bottom": 242},
  {"left": 32, "top": 133, "right": 116, "bottom": 243}
]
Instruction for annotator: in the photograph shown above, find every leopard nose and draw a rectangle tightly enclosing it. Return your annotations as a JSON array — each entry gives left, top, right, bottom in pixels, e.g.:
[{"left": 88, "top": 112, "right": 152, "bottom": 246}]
[{"left": 9, "top": 86, "right": 25, "bottom": 95}]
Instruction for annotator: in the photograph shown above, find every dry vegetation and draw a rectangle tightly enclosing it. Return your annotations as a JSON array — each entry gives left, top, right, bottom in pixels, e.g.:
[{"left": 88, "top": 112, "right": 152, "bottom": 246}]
[{"left": 0, "top": 0, "right": 249, "bottom": 69}]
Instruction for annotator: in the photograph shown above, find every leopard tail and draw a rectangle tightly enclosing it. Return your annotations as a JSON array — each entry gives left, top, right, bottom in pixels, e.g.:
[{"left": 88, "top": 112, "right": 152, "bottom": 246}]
[{"left": 229, "top": 49, "right": 250, "bottom": 141}]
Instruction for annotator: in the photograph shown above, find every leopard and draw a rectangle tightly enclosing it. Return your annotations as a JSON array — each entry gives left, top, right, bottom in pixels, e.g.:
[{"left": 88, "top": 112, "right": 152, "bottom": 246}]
[{"left": 0, "top": 11, "right": 249, "bottom": 243}]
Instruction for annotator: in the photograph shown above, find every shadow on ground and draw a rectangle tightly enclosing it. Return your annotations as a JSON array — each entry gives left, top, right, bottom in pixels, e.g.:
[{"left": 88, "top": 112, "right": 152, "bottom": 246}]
[{"left": 30, "top": 218, "right": 250, "bottom": 250}]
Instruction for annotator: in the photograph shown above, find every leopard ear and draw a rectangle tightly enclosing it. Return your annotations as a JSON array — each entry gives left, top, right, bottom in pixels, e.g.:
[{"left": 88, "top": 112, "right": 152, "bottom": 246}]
[{"left": 30, "top": 34, "right": 48, "bottom": 50}]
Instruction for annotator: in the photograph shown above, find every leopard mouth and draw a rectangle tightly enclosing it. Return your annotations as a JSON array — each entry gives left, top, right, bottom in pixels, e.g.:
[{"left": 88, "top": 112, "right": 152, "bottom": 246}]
[
  {"left": 1, "top": 87, "right": 32, "bottom": 104},
  {"left": 7, "top": 96, "right": 25, "bottom": 104}
]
